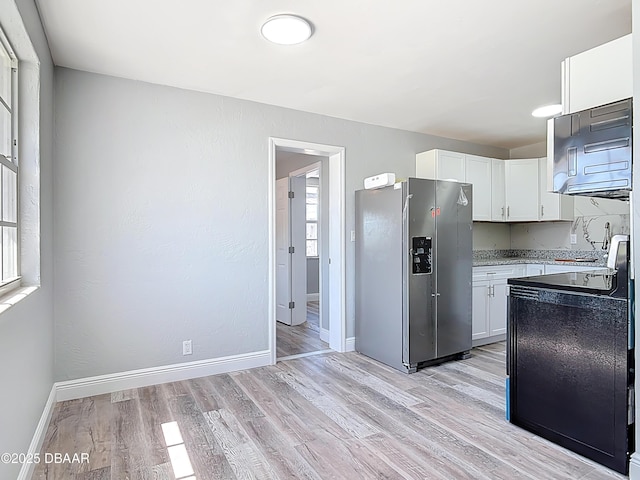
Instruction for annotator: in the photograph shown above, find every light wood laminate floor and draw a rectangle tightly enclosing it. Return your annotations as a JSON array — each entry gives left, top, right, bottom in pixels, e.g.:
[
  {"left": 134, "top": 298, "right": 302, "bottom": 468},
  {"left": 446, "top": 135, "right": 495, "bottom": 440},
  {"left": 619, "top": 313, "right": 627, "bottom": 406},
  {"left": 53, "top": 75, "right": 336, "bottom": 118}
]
[
  {"left": 276, "top": 301, "right": 328, "bottom": 358},
  {"left": 32, "top": 342, "right": 625, "bottom": 479}
]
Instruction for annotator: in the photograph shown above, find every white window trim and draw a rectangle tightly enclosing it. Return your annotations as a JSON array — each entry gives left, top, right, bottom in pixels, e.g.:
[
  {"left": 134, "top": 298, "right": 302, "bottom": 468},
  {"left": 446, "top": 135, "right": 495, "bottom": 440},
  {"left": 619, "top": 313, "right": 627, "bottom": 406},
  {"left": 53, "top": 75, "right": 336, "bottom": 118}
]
[
  {"left": 0, "top": 27, "right": 20, "bottom": 294},
  {"left": 0, "top": 9, "right": 42, "bottom": 313}
]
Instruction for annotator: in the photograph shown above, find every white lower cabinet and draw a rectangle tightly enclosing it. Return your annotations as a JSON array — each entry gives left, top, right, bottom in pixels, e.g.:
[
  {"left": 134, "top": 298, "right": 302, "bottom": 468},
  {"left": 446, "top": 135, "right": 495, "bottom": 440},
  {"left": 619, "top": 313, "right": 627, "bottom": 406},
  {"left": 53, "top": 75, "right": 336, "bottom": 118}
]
[
  {"left": 472, "top": 265, "right": 526, "bottom": 346},
  {"left": 473, "top": 263, "right": 609, "bottom": 346},
  {"left": 526, "top": 264, "right": 544, "bottom": 276},
  {"left": 472, "top": 279, "right": 509, "bottom": 340}
]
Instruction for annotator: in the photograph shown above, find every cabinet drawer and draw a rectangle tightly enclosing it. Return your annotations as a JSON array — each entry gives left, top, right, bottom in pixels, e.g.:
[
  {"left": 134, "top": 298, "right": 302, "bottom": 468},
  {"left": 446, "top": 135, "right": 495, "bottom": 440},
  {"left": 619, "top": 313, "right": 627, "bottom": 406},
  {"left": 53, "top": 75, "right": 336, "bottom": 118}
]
[
  {"left": 473, "top": 265, "right": 526, "bottom": 281},
  {"left": 526, "top": 264, "right": 545, "bottom": 276}
]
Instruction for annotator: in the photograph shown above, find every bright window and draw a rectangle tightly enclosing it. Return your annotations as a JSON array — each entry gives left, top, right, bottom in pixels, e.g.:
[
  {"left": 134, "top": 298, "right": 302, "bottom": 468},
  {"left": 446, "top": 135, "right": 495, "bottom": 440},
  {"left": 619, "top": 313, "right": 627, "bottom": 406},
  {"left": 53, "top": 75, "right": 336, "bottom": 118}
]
[
  {"left": 0, "top": 32, "right": 18, "bottom": 287},
  {"left": 306, "top": 176, "right": 319, "bottom": 257}
]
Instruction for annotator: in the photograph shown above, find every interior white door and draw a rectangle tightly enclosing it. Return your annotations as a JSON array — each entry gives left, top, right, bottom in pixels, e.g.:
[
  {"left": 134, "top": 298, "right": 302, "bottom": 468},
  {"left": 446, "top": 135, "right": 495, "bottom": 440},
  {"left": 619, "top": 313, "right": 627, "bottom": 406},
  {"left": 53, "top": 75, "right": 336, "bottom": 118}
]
[
  {"left": 276, "top": 177, "right": 291, "bottom": 325},
  {"left": 275, "top": 177, "right": 291, "bottom": 325},
  {"left": 289, "top": 175, "right": 307, "bottom": 326},
  {"left": 275, "top": 176, "right": 307, "bottom": 326}
]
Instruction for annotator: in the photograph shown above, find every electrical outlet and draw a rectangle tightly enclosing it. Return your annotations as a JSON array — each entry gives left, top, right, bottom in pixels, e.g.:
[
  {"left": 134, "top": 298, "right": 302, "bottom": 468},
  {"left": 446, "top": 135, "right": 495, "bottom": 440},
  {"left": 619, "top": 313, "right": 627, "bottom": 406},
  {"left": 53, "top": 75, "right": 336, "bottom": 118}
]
[
  {"left": 570, "top": 234, "right": 577, "bottom": 244},
  {"left": 182, "top": 340, "right": 192, "bottom": 355}
]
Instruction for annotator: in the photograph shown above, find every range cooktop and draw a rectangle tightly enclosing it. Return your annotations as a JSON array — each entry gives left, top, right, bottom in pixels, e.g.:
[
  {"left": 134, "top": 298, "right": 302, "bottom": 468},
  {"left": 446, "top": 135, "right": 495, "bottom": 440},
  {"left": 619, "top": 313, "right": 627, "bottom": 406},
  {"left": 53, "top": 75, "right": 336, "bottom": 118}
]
[{"left": 508, "top": 270, "right": 618, "bottom": 296}]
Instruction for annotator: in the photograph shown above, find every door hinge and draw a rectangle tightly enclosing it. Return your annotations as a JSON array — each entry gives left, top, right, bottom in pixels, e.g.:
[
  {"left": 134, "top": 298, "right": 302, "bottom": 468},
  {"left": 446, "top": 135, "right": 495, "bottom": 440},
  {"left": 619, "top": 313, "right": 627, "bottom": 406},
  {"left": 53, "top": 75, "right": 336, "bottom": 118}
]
[
  {"left": 289, "top": 246, "right": 295, "bottom": 254},
  {"left": 289, "top": 301, "right": 295, "bottom": 309},
  {"left": 288, "top": 191, "right": 294, "bottom": 198}
]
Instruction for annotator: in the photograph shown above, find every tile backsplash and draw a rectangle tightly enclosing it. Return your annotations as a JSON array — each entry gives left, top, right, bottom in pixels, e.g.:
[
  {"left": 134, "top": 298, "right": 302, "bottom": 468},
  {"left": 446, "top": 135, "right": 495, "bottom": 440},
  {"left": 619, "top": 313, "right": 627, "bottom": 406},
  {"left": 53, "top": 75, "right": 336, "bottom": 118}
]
[
  {"left": 572, "top": 214, "right": 630, "bottom": 250},
  {"left": 473, "top": 222, "right": 510, "bottom": 250}
]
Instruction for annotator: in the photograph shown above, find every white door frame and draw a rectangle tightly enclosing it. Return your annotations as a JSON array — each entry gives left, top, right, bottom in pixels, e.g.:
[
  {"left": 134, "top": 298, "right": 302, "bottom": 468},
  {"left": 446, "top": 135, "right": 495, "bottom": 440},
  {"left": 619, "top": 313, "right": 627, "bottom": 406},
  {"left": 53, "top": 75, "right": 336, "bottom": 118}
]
[{"left": 268, "top": 137, "right": 346, "bottom": 364}]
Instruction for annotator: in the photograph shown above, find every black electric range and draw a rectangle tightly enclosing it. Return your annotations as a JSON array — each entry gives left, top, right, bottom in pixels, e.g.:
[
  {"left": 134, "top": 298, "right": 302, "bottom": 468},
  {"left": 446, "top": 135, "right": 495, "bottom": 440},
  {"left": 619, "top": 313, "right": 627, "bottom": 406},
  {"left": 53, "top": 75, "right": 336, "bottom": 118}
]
[{"left": 507, "top": 262, "right": 633, "bottom": 474}]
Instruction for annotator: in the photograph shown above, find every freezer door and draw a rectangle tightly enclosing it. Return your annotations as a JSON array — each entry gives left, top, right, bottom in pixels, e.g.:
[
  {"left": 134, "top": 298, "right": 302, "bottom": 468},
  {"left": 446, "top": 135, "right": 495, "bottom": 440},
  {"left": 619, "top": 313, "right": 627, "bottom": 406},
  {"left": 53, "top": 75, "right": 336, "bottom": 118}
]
[
  {"left": 434, "top": 180, "right": 473, "bottom": 357},
  {"left": 403, "top": 178, "right": 437, "bottom": 365},
  {"left": 355, "top": 185, "right": 404, "bottom": 371}
]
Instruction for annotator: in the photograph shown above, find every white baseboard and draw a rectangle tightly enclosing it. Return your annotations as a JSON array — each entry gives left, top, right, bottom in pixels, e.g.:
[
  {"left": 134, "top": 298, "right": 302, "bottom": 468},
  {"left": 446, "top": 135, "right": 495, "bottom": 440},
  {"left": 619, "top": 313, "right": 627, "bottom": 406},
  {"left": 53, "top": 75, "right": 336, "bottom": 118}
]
[
  {"left": 629, "top": 452, "right": 640, "bottom": 479},
  {"left": 17, "top": 385, "right": 57, "bottom": 480},
  {"left": 55, "top": 349, "right": 271, "bottom": 402},
  {"left": 306, "top": 293, "right": 319, "bottom": 301},
  {"left": 318, "top": 329, "right": 352, "bottom": 352},
  {"left": 346, "top": 336, "right": 355, "bottom": 352},
  {"left": 277, "top": 349, "right": 333, "bottom": 362},
  {"left": 320, "top": 327, "right": 329, "bottom": 343}
]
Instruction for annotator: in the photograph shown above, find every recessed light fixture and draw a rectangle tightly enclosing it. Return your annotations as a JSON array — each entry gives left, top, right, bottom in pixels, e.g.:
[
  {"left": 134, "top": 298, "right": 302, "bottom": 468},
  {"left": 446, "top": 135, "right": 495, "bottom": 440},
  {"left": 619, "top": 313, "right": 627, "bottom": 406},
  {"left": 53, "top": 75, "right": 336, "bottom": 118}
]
[
  {"left": 532, "top": 104, "right": 563, "bottom": 118},
  {"left": 261, "top": 14, "right": 313, "bottom": 45}
]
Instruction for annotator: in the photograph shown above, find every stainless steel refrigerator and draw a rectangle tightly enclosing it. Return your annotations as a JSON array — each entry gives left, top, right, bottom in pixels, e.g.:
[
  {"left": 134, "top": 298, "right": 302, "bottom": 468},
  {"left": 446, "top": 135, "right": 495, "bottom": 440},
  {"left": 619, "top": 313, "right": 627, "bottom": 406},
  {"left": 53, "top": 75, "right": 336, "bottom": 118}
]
[{"left": 355, "top": 177, "right": 473, "bottom": 373}]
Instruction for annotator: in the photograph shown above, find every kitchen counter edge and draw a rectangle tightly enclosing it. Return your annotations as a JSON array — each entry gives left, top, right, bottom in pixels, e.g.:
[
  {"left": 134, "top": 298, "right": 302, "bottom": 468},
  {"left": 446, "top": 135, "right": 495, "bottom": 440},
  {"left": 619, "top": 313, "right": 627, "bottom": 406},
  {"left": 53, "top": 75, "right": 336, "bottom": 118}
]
[{"left": 473, "top": 258, "right": 607, "bottom": 268}]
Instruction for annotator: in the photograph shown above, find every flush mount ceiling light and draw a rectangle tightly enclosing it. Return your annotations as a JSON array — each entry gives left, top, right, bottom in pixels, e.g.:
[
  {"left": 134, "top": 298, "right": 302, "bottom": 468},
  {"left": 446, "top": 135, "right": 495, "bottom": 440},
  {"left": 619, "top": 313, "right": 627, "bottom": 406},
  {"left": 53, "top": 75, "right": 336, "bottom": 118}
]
[
  {"left": 261, "top": 14, "right": 313, "bottom": 45},
  {"left": 532, "top": 104, "right": 563, "bottom": 118}
]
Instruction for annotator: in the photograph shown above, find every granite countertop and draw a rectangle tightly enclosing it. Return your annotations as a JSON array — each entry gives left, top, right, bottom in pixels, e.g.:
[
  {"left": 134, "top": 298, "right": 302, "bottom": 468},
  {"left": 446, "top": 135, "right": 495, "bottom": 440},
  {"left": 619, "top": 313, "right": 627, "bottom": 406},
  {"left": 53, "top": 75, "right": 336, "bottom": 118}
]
[{"left": 472, "top": 249, "right": 608, "bottom": 268}]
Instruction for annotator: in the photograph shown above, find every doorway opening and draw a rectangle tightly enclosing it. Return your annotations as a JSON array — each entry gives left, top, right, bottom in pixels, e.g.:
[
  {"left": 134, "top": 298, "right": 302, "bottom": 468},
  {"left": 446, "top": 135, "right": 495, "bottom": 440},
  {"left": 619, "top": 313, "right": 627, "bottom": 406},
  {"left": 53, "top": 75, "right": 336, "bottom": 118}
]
[
  {"left": 275, "top": 163, "right": 329, "bottom": 359},
  {"left": 268, "top": 138, "right": 346, "bottom": 365}
]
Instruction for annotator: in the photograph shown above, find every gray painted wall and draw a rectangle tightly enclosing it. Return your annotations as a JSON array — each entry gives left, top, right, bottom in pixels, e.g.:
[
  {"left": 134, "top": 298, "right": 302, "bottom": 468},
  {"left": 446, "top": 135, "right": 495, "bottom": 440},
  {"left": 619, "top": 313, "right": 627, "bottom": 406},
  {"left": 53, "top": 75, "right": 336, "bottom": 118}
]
[
  {"left": 510, "top": 140, "right": 546, "bottom": 158},
  {"left": 0, "top": 1, "right": 54, "bottom": 479},
  {"left": 307, "top": 257, "right": 319, "bottom": 295},
  {"left": 53, "top": 67, "right": 508, "bottom": 381}
]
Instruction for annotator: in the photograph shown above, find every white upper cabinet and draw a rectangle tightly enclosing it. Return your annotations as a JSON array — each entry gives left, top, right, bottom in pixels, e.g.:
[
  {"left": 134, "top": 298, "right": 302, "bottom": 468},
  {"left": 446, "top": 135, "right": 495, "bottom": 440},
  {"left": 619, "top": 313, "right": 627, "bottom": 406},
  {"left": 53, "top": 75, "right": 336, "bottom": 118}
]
[
  {"left": 562, "top": 34, "right": 632, "bottom": 113},
  {"left": 505, "top": 159, "right": 539, "bottom": 222},
  {"left": 416, "top": 149, "right": 493, "bottom": 221},
  {"left": 416, "top": 149, "right": 465, "bottom": 182},
  {"left": 538, "top": 158, "right": 573, "bottom": 221},
  {"left": 465, "top": 155, "right": 492, "bottom": 221},
  {"left": 417, "top": 150, "right": 575, "bottom": 223},
  {"left": 490, "top": 159, "right": 506, "bottom": 221},
  {"left": 554, "top": 41, "right": 633, "bottom": 218}
]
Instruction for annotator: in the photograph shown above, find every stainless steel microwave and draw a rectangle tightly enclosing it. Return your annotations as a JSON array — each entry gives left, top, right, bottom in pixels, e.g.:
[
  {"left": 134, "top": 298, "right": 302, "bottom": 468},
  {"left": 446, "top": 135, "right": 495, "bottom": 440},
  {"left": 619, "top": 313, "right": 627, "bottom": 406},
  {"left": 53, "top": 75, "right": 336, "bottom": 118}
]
[{"left": 549, "top": 97, "right": 632, "bottom": 199}]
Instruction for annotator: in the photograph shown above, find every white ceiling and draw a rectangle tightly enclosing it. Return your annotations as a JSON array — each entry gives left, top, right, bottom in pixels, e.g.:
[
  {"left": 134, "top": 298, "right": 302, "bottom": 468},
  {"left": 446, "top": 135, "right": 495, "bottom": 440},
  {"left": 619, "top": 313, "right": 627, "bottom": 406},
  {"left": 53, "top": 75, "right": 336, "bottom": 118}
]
[{"left": 36, "top": 0, "right": 631, "bottom": 149}]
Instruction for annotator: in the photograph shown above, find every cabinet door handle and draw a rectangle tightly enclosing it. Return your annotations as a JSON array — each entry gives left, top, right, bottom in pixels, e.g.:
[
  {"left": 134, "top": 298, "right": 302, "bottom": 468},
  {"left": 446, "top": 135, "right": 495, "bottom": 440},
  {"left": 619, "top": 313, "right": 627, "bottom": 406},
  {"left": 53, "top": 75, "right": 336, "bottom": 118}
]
[
  {"left": 541, "top": 205, "right": 544, "bottom": 218},
  {"left": 501, "top": 207, "right": 504, "bottom": 218},
  {"left": 507, "top": 206, "right": 510, "bottom": 218}
]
